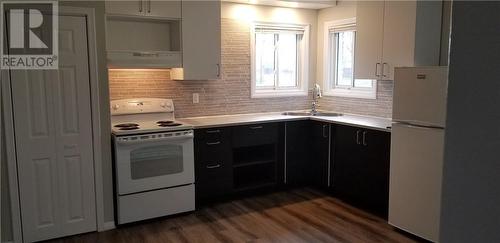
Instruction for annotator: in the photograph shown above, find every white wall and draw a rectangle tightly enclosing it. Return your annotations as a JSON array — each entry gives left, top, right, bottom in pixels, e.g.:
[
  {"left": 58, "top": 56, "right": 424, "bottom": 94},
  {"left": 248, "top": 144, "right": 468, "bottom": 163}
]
[
  {"left": 440, "top": 2, "right": 500, "bottom": 242},
  {"left": 221, "top": 2, "right": 318, "bottom": 87}
]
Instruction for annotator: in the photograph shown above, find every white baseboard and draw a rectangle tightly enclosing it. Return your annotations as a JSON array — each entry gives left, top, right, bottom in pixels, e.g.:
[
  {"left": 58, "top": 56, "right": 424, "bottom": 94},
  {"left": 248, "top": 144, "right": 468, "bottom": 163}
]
[{"left": 100, "top": 221, "right": 116, "bottom": 231}]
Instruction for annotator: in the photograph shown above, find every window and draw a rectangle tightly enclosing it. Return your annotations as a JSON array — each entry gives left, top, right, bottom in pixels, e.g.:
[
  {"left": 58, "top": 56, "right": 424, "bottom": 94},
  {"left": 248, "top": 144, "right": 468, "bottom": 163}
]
[
  {"left": 324, "top": 18, "right": 376, "bottom": 99},
  {"left": 251, "top": 23, "right": 309, "bottom": 98}
]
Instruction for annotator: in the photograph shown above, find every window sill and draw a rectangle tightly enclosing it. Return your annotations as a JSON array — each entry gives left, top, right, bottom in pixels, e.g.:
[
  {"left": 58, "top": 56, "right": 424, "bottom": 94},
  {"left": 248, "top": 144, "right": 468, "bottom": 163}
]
[
  {"left": 324, "top": 88, "right": 377, "bottom": 99},
  {"left": 251, "top": 90, "right": 308, "bottom": 99}
]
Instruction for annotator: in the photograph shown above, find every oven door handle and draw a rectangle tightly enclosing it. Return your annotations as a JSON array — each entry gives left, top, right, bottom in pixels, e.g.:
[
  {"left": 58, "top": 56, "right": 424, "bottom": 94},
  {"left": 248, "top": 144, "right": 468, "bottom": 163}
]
[{"left": 115, "top": 133, "right": 193, "bottom": 145}]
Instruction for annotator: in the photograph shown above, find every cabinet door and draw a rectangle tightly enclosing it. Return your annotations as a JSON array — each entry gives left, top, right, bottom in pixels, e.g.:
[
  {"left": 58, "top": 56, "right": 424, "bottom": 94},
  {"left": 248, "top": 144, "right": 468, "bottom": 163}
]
[
  {"left": 105, "top": 1, "right": 143, "bottom": 16},
  {"left": 360, "top": 129, "right": 391, "bottom": 217},
  {"left": 176, "top": 0, "right": 221, "bottom": 80},
  {"left": 146, "top": 1, "right": 181, "bottom": 19},
  {"left": 332, "top": 125, "right": 364, "bottom": 197},
  {"left": 285, "top": 121, "right": 310, "bottom": 186},
  {"left": 355, "top": 1, "right": 384, "bottom": 80},
  {"left": 310, "top": 122, "right": 330, "bottom": 188},
  {"left": 381, "top": 1, "right": 417, "bottom": 80}
]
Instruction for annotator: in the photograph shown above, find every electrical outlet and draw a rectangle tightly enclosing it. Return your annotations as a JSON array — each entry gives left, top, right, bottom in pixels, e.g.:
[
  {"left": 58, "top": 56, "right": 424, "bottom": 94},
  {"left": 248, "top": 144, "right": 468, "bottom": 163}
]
[{"left": 193, "top": 93, "right": 199, "bottom": 104}]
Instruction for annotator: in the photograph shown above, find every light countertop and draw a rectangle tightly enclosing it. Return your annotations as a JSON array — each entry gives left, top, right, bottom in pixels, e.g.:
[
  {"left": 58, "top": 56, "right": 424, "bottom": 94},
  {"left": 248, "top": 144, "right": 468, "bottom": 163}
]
[{"left": 178, "top": 111, "right": 392, "bottom": 132}]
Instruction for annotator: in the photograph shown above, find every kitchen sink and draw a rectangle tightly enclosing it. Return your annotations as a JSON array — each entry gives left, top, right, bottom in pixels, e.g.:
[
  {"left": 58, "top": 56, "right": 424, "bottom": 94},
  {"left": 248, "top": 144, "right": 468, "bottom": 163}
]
[
  {"left": 313, "top": 112, "right": 343, "bottom": 117},
  {"left": 281, "top": 111, "right": 343, "bottom": 117},
  {"left": 281, "top": 112, "right": 313, "bottom": 116}
]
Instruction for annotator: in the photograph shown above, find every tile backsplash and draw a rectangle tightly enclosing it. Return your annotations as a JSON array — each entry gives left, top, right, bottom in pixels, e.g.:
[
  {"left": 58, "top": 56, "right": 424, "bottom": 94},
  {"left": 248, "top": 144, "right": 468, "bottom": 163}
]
[
  {"left": 108, "top": 18, "right": 393, "bottom": 118},
  {"left": 318, "top": 81, "right": 394, "bottom": 118}
]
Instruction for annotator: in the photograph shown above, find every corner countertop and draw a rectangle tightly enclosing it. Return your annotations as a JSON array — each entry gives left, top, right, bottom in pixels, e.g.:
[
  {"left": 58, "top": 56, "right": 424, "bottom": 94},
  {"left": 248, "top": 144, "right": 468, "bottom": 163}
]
[{"left": 178, "top": 111, "right": 392, "bottom": 132}]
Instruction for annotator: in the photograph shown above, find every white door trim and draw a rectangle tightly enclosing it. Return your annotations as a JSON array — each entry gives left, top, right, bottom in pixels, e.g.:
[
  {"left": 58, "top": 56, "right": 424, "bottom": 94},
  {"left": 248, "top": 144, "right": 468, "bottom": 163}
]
[
  {"left": 1, "top": 69, "right": 23, "bottom": 243},
  {"left": 2, "top": 6, "right": 106, "bottom": 243}
]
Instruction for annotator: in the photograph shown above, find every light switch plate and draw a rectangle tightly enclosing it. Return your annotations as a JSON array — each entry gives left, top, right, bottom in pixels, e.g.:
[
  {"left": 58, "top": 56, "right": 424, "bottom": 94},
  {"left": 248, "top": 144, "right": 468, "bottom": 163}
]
[{"left": 193, "top": 93, "right": 199, "bottom": 104}]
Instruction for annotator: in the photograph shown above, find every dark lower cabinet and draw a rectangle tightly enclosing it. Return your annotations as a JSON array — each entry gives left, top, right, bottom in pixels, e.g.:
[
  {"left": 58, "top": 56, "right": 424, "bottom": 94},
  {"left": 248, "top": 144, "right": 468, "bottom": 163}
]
[
  {"left": 331, "top": 125, "right": 391, "bottom": 218},
  {"left": 284, "top": 121, "right": 331, "bottom": 188},
  {"left": 195, "top": 122, "right": 284, "bottom": 203},
  {"left": 284, "top": 121, "right": 311, "bottom": 186},
  {"left": 194, "top": 127, "right": 233, "bottom": 201},
  {"left": 310, "top": 121, "right": 331, "bottom": 188},
  {"left": 195, "top": 120, "right": 391, "bottom": 219}
]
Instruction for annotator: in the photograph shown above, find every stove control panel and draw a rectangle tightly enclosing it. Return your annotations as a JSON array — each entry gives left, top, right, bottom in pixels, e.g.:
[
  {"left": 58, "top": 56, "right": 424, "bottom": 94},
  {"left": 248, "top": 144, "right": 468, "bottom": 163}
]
[
  {"left": 111, "top": 98, "right": 174, "bottom": 115},
  {"left": 115, "top": 130, "right": 193, "bottom": 144}
]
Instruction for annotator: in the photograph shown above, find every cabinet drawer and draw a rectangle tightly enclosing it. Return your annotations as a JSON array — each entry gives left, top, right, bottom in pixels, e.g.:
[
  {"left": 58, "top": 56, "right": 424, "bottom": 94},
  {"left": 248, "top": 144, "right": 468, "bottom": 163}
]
[
  {"left": 196, "top": 178, "right": 233, "bottom": 200},
  {"left": 232, "top": 123, "right": 279, "bottom": 147},
  {"left": 195, "top": 127, "right": 231, "bottom": 147},
  {"left": 196, "top": 151, "right": 232, "bottom": 181}
]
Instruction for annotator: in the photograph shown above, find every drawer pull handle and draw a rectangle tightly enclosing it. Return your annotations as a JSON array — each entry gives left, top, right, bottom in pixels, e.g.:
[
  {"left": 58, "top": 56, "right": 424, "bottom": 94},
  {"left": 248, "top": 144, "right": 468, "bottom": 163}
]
[
  {"left": 206, "top": 164, "right": 221, "bottom": 169},
  {"left": 250, "top": 126, "right": 263, "bottom": 130},
  {"left": 206, "top": 141, "right": 221, "bottom": 145},
  {"left": 206, "top": 130, "right": 220, "bottom": 134},
  {"left": 356, "top": 130, "right": 361, "bottom": 145}
]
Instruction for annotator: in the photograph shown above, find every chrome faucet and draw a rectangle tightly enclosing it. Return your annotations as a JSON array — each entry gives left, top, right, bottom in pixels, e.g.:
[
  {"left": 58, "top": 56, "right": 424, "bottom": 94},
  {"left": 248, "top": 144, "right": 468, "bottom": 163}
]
[{"left": 312, "top": 83, "right": 322, "bottom": 114}]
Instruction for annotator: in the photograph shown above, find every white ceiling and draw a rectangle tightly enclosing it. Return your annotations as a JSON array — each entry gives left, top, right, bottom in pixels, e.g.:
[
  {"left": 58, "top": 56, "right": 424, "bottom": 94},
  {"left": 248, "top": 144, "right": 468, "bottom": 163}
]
[{"left": 223, "top": 0, "right": 337, "bottom": 10}]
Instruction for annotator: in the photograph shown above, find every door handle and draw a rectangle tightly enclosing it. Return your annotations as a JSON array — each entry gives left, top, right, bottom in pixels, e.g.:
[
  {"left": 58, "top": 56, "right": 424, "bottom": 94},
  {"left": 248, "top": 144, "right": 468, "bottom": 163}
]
[
  {"left": 322, "top": 125, "right": 328, "bottom": 138},
  {"left": 139, "top": 0, "right": 143, "bottom": 12},
  {"left": 356, "top": 130, "right": 361, "bottom": 145},
  {"left": 206, "top": 141, "right": 221, "bottom": 146},
  {"left": 250, "top": 125, "right": 263, "bottom": 130},
  {"left": 362, "top": 131, "right": 368, "bottom": 146},
  {"left": 147, "top": 0, "right": 151, "bottom": 13},
  {"left": 375, "top": 63, "right": 381, "bottom": 77},
  {"left": 216, "top": 64, "right": 221, "bottom": 77},
  {"left": 382, "top": 63, "right": 388, "bottom": 78},
  {"left": 206, "top": 164, "right": 221, "bottom": 169}
]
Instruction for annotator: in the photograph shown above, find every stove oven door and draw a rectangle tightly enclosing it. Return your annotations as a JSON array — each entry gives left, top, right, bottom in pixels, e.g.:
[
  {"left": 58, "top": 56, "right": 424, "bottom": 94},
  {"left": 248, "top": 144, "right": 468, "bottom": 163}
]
[{"left": 114, "top": 131, "right": 194, "bottom": 195}]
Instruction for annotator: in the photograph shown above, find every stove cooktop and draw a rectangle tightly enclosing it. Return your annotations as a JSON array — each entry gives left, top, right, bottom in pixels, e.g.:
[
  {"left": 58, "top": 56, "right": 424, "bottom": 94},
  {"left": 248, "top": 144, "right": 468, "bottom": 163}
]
[
  {"left": 110, "top": 98, "right": 192, "bottom": 136},
  {"left": 111, "top": 120, "right": 193, "bottom": 136}
]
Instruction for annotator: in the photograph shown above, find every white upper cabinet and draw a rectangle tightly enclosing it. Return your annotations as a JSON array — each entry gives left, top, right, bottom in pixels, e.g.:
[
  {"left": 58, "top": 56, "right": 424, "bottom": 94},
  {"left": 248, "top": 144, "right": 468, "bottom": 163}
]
[
  {"left": 147, "top": 1, "right": 181, "bottom": 19},
  {"left": 381, "top": 1, "right": 417, "bottom": 80},
  {"left": 105, "top": 1, "right": 143, "bottom": 16},
  {"left": 354, "top": 1, "right": 384, "bottom": 80},
  {"left": 172, "top": 1, "right": 221, "bottom": 80},
  {"left": 355, "top": 1, "right": 442, "bottom": 81},
  {"left": 105, "top": 0, "right": 181, "bottom": 19}
]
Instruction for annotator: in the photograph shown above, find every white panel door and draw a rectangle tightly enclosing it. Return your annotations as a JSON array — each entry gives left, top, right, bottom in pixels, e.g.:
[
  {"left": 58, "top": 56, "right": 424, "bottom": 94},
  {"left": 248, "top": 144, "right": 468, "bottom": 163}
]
[
  {"left": 392, "top": 67, "right": 448, "bottom": 127},
  {"left": 381, "top": 1, "right": 417, "bottom": 80},
  {"left": 11, "top": 15, "right": 96, "bottom": 242},
  {"left": 354, "top": 1, "right": 384, "bottom": 80},
  {"left": 177, "top": 0, "right": 221, "bottom": 80},
  {"left": 389, "top": 123, "right": 444, "bottom": 242}
]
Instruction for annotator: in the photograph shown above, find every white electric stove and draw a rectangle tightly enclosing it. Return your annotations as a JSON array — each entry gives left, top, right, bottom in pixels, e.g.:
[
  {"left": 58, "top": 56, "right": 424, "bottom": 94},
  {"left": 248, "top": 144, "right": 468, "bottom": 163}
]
[{"left": 111, "top": 98, "right": 195, "bottom": 224}]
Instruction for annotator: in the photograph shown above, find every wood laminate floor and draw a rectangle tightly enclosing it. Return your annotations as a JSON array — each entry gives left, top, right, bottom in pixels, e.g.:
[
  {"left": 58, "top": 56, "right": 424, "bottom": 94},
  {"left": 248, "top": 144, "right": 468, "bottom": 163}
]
[{"left": 48, "top": 188, "right": 421, "bottom": 243}]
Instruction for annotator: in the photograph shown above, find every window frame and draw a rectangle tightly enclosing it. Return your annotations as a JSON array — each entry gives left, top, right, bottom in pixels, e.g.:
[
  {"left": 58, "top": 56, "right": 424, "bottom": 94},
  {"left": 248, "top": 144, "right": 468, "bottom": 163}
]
[
  {"left": 323, "top": 18, "right": 377, "bottom": 99},
  {"left": 250, "top": 22, "right": 310, "bottom": 98}
]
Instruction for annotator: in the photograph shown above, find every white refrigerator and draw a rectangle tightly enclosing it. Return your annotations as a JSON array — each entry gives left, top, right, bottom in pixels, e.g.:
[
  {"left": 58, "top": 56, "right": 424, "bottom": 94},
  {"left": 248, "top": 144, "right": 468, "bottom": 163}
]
[{"left": 389, "top": 66, "right": 448, "bottom": 242}]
